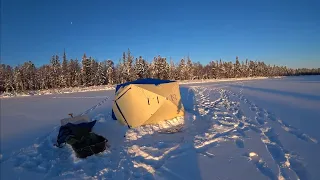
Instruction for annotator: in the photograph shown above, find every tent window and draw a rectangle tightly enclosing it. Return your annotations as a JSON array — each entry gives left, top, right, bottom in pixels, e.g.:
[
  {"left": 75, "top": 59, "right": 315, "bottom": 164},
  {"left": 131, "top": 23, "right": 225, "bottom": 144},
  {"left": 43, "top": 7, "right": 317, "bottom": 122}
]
[
  {"left": 157, "top": 96, "right": 159, "bottom": 104},
  {"left": 148, "top": 98, "right": 150, "bottom": 105}
]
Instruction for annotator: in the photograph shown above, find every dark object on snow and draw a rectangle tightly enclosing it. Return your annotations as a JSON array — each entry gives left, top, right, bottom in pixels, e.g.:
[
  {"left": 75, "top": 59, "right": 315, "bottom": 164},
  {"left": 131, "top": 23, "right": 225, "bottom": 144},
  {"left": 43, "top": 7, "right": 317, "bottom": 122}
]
[
  {"left": 71, "top": 133, "right": 107, "bottom": 158},
  {"left": 56, "top": 120, "right": 97, "bottom": 146},
  {"left": 56, "top": 120, "right": 108, "bottom": 158}
]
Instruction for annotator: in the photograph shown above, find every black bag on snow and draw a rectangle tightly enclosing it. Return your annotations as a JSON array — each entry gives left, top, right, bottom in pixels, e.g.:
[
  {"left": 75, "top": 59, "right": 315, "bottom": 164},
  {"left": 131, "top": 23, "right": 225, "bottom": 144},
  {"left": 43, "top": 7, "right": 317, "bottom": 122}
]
[{"left": 56, "top": 120, "right": 108, "bottom": 158}]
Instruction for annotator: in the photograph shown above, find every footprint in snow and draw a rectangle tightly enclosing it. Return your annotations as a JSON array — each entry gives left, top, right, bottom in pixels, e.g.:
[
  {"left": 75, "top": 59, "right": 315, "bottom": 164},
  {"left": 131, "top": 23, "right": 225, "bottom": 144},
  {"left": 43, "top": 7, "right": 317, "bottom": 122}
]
[
  {"left": 234, "top": 138, "right": 244, "bottom": 148},
  {"left": 244, "top": 152, "right": 277, "bottom": 180}
]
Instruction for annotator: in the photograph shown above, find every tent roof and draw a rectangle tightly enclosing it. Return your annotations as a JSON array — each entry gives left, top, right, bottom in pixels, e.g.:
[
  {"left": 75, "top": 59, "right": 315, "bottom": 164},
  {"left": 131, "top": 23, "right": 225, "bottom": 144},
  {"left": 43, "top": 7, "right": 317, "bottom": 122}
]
[{"left": 115, "top": 78, "right": 175, "bottom": 92}]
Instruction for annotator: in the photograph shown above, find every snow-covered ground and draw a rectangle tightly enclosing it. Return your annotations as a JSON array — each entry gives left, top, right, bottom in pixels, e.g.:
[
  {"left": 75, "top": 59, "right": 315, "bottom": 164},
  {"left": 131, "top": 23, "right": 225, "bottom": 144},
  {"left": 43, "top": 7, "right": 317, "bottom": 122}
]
[
  {"left": 0, "top": 85, "right": 115, "bottom": 98},
  {"left": 1, "top": 76, "right": 320, "bottom": 180}
]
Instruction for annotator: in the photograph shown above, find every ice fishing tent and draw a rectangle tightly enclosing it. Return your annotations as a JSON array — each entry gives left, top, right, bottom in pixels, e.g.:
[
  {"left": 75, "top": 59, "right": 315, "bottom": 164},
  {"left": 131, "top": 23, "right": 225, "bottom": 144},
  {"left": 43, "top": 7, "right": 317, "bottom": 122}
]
[{"left": 112, "top": 78, "right": 184, "bottom": 128}]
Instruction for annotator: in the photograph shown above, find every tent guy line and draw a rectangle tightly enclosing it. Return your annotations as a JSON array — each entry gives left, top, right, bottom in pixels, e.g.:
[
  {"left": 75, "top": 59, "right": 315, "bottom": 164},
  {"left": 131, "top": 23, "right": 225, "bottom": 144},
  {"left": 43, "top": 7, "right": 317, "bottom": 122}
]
[{"left": 79, "top": 96, "right": 110, "bottom": 116}]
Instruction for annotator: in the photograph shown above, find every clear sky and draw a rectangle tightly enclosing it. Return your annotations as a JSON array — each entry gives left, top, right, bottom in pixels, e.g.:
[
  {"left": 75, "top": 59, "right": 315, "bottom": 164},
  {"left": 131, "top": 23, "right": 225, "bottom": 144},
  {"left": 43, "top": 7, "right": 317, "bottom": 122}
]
[{"left": 1, "top": 0, "right": 319, "bottom": 68}]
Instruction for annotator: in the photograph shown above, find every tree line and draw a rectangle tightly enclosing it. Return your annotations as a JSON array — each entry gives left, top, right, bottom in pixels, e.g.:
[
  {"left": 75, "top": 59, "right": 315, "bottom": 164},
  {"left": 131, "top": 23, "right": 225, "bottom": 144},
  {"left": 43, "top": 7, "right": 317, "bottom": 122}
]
[{"left": 1, "top": 49, "right": 319, "bottom": 93}]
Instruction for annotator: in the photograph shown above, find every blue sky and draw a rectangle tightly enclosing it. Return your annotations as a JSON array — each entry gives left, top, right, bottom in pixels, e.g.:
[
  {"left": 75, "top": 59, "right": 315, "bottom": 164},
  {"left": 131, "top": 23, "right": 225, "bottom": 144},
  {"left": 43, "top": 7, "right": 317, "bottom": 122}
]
[{"left": 2, "top": 0, "right": 319, "bottom": 68}]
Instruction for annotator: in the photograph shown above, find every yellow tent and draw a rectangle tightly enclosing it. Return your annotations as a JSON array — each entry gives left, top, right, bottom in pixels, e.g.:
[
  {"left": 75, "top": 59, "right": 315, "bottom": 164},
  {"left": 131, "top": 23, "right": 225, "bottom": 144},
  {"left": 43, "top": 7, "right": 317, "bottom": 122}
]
[{"left": 112, "top": 78, "right": 184, "bottom": 128}]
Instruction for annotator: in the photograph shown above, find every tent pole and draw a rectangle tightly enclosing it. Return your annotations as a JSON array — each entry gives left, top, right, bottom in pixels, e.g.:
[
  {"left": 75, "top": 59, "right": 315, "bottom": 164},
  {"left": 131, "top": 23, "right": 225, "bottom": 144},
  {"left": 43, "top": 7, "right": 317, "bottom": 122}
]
[{"left": 115, "top": 101, "right": 131, "bottom": 129}]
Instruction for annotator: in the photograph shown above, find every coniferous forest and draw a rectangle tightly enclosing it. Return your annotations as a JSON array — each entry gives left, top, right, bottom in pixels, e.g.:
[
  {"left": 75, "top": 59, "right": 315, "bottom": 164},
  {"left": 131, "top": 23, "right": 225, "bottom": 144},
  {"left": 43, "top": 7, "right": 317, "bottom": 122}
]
[{"left": 1, "top": 49, "right": 319, "bottom": 93}]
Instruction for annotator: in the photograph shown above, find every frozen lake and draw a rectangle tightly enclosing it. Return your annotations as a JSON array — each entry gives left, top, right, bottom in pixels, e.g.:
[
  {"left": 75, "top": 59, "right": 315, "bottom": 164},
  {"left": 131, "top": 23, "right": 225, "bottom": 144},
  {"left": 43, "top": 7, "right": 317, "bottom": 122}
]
[{"left": 1, "top": 76, "right": 320, "bottom": 180}]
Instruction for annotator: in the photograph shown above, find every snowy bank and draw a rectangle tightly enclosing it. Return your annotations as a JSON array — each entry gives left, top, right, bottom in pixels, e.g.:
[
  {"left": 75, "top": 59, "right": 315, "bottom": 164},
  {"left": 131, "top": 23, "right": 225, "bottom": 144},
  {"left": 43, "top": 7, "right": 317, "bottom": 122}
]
[
  {"left": 0, "top": 77, "right": 282, "bottom": 99},
  {"left": 178, "top": 76, "right": 280, "bottom": 84},
  {"left": 0, "top": 85, "right": 115, "bottom": 99}
]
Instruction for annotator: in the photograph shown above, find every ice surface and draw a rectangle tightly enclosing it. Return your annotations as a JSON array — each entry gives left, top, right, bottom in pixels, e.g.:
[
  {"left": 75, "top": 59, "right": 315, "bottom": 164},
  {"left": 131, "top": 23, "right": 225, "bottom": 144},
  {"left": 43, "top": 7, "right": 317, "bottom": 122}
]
[{"left": 1, "top": 76, "right": 320, "bottom": 180}]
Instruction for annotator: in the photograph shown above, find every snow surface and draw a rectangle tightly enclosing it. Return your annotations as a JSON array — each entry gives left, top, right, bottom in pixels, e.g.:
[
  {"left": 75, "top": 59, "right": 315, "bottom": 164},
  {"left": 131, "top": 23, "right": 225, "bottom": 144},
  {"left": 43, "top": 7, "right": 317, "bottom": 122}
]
[
  {"left": 1, "top": 76, "right": 320, "bottom": 180},
  {"left": 0, "top": 85, "right": 115, "bottom": 98}
]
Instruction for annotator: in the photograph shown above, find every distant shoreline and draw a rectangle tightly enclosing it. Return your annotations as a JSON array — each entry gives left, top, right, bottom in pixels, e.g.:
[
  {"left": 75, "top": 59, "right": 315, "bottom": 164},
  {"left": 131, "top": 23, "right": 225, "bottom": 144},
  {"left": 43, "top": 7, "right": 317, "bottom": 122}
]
[{"left": 0, "top": 76, "right": 283, "bottom": 99}]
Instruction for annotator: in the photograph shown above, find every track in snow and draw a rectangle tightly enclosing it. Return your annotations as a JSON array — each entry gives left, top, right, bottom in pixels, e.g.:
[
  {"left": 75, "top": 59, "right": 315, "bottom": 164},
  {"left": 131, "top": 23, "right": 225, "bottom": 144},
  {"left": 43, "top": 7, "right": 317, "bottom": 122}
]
[{"left": 190, "top": 85, "right": 317, "bottom": 180}]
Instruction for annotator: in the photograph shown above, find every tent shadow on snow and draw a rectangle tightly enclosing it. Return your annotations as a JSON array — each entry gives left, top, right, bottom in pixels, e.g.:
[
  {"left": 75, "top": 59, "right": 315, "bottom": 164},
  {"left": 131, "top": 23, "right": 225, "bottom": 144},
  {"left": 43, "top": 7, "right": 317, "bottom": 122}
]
[
  {"left": 180, "top": 86, "right": 197, "bottom": 113},
  {"left": 163, "top": 86, "right": 203, "bottom": 180}
]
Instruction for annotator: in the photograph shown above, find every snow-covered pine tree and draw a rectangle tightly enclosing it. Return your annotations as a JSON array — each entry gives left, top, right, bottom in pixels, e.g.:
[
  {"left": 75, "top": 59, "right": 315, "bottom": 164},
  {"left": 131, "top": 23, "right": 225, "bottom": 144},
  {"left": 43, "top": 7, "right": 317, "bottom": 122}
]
[
  {"left": 36, "top": 66, "right": 43, "bottom": 90},
  {"left": 150, "top": 57, "right": 157, "bottom": 79},
  {"left": 73, "top": 59, "right": 82, "bottom": 87},
  {"left": 192, "top": 61, "right": 203, "bottom": 80},
  {"left": 20, "top": 63, "right": 27, "bottom": 91},
  {"left": 4, "top": 65, "right": 14, "bottom": 92},
  {"left": 134, "top": 56, "right": 149, "bottom": 79},
  {"left": 234, "top": 56, "right": 241, "bottom": 78},
  {"left": 134, "top": 57, "right": 140, "bottom": 79},
  {"left": 168, "top": 58, "right": 177, "bottom": 80},
  {"left": 68, "top": 59, "right": 75, "bottom": 87},
  {"left": 106, "top": 60, "right": 115, "bottom": 85},
  {"left": 50, "top": 55, "right": 61, "bottom": 88},
  {"left": 186, "top": 56, "right": 194, "bottom": 80},
  {"left": 248, "top": 60, "right": 255, "bottom": 77},
  {"left": 37, "top": 65, "right": 46, "bottom": 90},
  {"left": 148, "top": 60, "right": 155, "bottom": 79},
  {"left": 22, "top": 61, "right": 36, "bottom": 90},
  {"left": 122, "top": 51, "right": 128, "bottom": 82},
  {"left": 42, "top": 64, "right": 52, "bottom": 89},
  {"left": 261, "top": 61, "right": 268, "bottom": 77},
  {"left": 209, "top": 61, "right": 217, "bottom": 79},
  {"left": 162, "top": 57, "right": 169, "bottom": 80},
  {"left": 0, "top": 64, "right": 6, "bottom": 92},
  {"left": 219, "top": 59, "right": 226, "bottom": 78},
  {"left": 55, "top": 55, "right": 62, "bottom": 88},
  {"left": 116, "top": 58, "right": 125, "bottom": 84},
  {"left": 215, "top": 60, "right": 220, "bottom": 79},
  {"left": 153, "top": 55, "right": 169, "bottom": 80},
  {"left": 44, "top": 65, "right": 52, "bottom": 89},
  {"left": 13, "top": 66, "right": 23, "bottom": 92},
  {"left": 240, "top": 61, "right": 246, "bottom": 77},
  {"left": 266, "top": 64, "right": 272, "bottom": 77},
  {"left": 124, "top": 49, "right": 134, "bottom": 82},
  {"left": 81, "top": 54, "right": 92, "bottom": 86},
  {"left": 141, "top": 57, "right": 149, "bottom": 78},
  {"left": 97, "top": 61, "right": 106, "bottom": 85},
  {"left": 271, "top": 65, "right": 276, "bottom": 77},
  {"left": 121, "top": 52, "right": 127, "bottom": 82},
  {"left": 243, "top": 59, "right": 249, "bottom": 77},
  {"left": 61, "top": 50, "right": 69, "bottom": 88},
  {"left": 90, "top": 59, "right": 99, "bottom": 86},
  {"left": 34, "top": 67, "right": 40, "bottom": 91},
  {"left": 256, "top": 61, "right": 261, "bottom": 76},
  {"left": 226, "top": 62, "right": 234, "bottom": 78},
  {"left": 203, "top": 64, "right": 210, "bottom": 79},
  {"left": 178, "top": 58, "right": 187, "bottom": 80}
]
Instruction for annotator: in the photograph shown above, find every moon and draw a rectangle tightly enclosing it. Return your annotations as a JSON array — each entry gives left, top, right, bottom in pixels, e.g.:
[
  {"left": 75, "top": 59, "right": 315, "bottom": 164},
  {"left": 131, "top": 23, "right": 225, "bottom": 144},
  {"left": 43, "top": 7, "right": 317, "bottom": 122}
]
[{"left": 71, "top": 22, "right": 73, "bottom": 25}]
